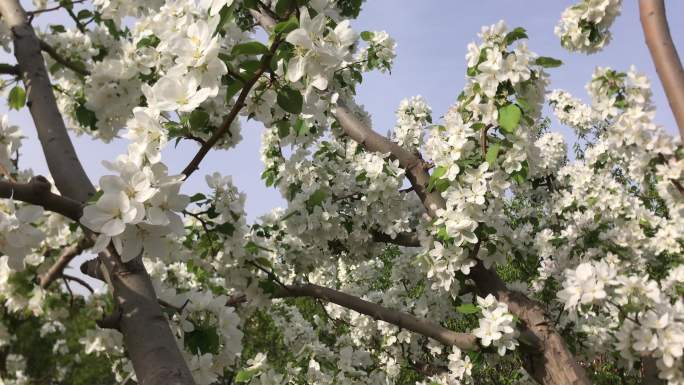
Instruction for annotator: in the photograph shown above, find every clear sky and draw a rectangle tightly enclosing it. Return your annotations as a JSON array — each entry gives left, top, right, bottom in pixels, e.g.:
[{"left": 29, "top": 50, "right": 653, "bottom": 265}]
[{"left": 5, "top": 0, "right": 684, "bottom": 221}]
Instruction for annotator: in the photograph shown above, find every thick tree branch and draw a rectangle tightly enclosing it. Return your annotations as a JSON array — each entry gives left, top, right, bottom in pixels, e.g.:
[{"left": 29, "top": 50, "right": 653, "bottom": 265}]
[
  {"left": 0, "top": 1, "right": 196, "bottom": 383},
  {"left": 470, "top": 261, "right": 590, "bottom": 385},
  {"left": 39, "top": 237, "right": 91, "bottom": 289},
  {"left": 0, "top": 177, "right": 83, "bottom": 221},
  {"left": 0, "top": 1, "right": 94, "bottom": 202},
  {"left": 334, "top": 104, "right": 445, "bottom": 218},
  {"left": 273, "top": 283, "right": 480, "bottom": 351},
  {"left": 181, "top": 39, "right": 281, "bottom": 178},
  {"left": 640, "top": 0, "right": 684, "bottom": 140}
]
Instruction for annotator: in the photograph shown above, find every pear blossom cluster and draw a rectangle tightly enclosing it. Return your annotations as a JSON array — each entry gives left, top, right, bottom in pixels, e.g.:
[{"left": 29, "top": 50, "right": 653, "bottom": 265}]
[
  {"left": 357, "top": 30, "right": 397, "bottom": 73},
  {"left": 392, "top": 95, "right": 432, "bottom": 151},
  {"left": 472, "top": 294, "right": 519, "bottom": 355},
  {"left": 555, "top": 0, "right": 622, "bottom": 54}
]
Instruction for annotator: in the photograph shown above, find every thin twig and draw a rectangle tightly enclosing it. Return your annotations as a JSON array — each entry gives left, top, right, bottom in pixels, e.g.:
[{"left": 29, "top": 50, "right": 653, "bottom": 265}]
[
  {"left": 181, "top": 37, "right": 283, "bottom": 178},
  {"left": 39, "top": 39, "right": 90, "bottom": 76},
  {"left": 63, "top": 273, "right": 94, "bottom": 294}
]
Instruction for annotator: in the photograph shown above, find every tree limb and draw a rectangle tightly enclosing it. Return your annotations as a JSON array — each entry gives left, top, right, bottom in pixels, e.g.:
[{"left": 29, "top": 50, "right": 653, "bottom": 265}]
[
  {"left": 334, "top": 103, "right": 445, "bottom": 218},
  {"left": 470, "top": 260, "right": 590, "bottom": 385},
  {"left": 0, "top": 63, "right": 19, "bottom": 76},
  {"left": 0, "top": 176, "right": 83, "bottom": 221},
  {"left": 0, "top": 1, "right": 94, "bottom": 202},
  {"left": 640, "top": 0, "right": 684, "bottom": 140},
  {"left": 39, "top": 237, "right": 91, "bottom": 289},
  {"left": 273, "top": 283, "right": 480, "bottom": 351}
]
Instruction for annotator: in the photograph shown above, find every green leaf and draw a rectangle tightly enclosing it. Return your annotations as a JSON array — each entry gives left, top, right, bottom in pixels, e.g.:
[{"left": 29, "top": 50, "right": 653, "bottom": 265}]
[
  {"left": 75, "top": 104, "right": 98, "bottom": 130},
  {"left": 184, "top": 325, "right": 221, "bottom": 355},
  {"left": 232, "top": 41, "right": 270, "bottom": 56},
  {"left": 503, "top": 27, "right": 528, "bottom": 46},
  {"left": 485, "top": 143, "right": 501, "bottom": 166},
  {"left": 275, "top": 0, "right": 294, "bottom": 16},
  {"left": 216, "top": 222, "right": 235, "bottom": 236},
  {"left": 294, "top": 118, "right": 308, "bottom": 136},
  {"left": 189, "top": 193, "right": 206, "bottom": 203},
  {"left": 277, "top": 86, "right": 303, "bottom": 114},
  {"left": 427, "top": 166, "right": 447, "bottom": 192},
  {"left": 274, "top": 16, "right": 299, "bottom": 35},
  {"left": 360, "top": 31, "right": 373, "bottom": 41},
  {"left": 535, "top": 56, "right": 563, "bottom": 68},
  {"left": 276, "top": 121, "right": 290, "bottom": 138},
  {"left": 498, "top": 104, "right": 522, "bottom": 133},
  {"left": 76, "top": 9, "right": 93, "bottom": 19},
  {"left": 50, "top": 25, "right": 66, "bottom": 34},
  {"left": 189, "top": 109, "right": 210, "bottom": 130},
  {"left": 136, "top": 35, "right": 160, "bottom": 49},
  {"left": 456, "top": 303, "right": 479, "bottom": 314},
  {"left": 245, "top": 241, "right": 260, "bottom": 254},
  {"left": 225, "top": 78, "right": 244, "bottom": 101},
  {"left": 306, "top": 188, "right": 327, "bottom": 210},
  {"left": 8, "top": 86, "right": 25, "bottom": 110}
]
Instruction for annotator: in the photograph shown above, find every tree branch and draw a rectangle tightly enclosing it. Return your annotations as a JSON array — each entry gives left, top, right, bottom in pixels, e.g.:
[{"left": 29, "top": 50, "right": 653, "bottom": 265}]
[
  {"left": 0, "top": 176, "right": 83, "bottom": 221},
  {"left": 39, "top": 38, "right": 89, "bottom": 76},
  {"left": 334, "top": 103, "right": 445, "bottom": 218},
  {"left": 640, "top": 0, "right": 684, "bottom": 140},
  {"left": 0, "top": 63, "right": 19, "bottom": 76},
  {"left": 39, "top": 237, "right": 91, "bottom": 288},
  {"left": 0, "top": 1, "right": 94, "bottom": 202},
  {"left": 470, "top": 260, "right": 590, "bottom": 385},
  {"left": 181, "top": 38, "right": 282, "bottom": 178},
  {"left": 273, "top": 283, "right": 480, "bottom": 351}
]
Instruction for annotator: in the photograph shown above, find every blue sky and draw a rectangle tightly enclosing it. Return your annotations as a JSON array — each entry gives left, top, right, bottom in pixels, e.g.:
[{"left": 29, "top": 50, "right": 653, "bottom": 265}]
[{"left": 5, "top": 0, "right": 684, "bottom": 223}]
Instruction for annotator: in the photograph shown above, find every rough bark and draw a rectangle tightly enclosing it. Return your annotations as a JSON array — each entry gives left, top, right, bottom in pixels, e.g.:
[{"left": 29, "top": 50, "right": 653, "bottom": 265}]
[
  {"left": 273, "top": 283, "right": 480, "bottom": 350},
  {"left": 470, "top": 262, "right": 590, "bottom": 385},
  {"left": 640, "top": 0, "right": 684, "bottom": 140},
  {"left": 0, "top": 2, "right": 197, "bottom": 384}
]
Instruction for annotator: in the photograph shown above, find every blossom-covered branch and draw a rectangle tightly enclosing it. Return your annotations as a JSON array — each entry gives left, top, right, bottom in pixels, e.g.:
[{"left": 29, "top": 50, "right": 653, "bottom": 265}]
[{"left": 273, "top": 283, "right": 481, "bottom": 351}]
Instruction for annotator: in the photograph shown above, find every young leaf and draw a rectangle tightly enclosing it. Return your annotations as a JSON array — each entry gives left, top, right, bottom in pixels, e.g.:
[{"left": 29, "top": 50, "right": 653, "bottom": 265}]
[
  {"left": 306, "top": 188, "right": 327, "bottom": 210},
  {"left": 504, "top": 27, "right": 527, "bottom": 46},
  {"left": 485, "top": 143, "right": 501, "bottom": 166},
  {"left": 8, "top": 86, "right": 26, "bottom": 110},
  {"left": 535, "top": 56, "right": 563, "bottom": 68},
  {"left": 427, "top": 166, "right": 447, "bottom": 192},
  {"left": 189, "top": 110, "right": 210, "bottom": 130},
  {"left": 360, "top": 31, "right": 373, "bottom": 41},
  {"left": 456, "top": 303, "right": 479, "bottom": 314},
  {"left": 277, "top": 86, "right": 303, "bottom": 114},
  {"left": 498, "top": 104, "right": 522, "bottom": 133},
  {"left": 232, "top": 41, "right": 270, "bottom": 56},
  {"left": 294, "top": 118, "right": 308, "bottom": 136},
  {"left": 274, "top": 16, "right": 299, "bottom": 35}
]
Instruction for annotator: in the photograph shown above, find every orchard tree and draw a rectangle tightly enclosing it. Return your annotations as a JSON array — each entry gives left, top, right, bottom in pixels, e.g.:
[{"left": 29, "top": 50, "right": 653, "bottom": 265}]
[{"left": 0, "top": 0, "right": 682, "bottom": 385}]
